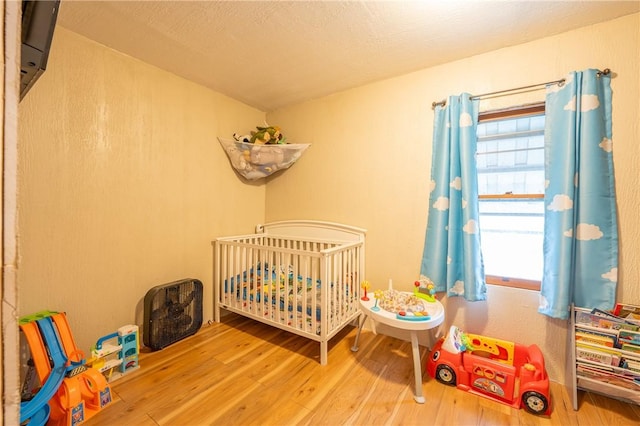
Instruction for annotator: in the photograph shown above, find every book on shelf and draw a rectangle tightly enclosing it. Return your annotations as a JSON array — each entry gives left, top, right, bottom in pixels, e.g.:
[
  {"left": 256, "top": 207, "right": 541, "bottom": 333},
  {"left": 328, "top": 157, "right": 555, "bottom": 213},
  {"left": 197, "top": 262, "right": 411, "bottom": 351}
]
[
  {"left": 577, "top": 360, "right": 640, "bottom": 378},
  {"left": 575, "top": 329, "right": 617, "bottom": 348},
  {"left": 592, "top": 307, "right": 640, "bottom": 327},
  {"left": 577, "top": 363, "right": 640, "bottom": 391},
  {"left": 613, "top": 303, "right": 640, "bottom": 324},
  {"left": 619, "top": 329, "right": 640, "bottom": 346},
  {"left": 572, "top": 305, "right": 640, "bottom": 405},
  {"left": 576, "top": 346, "right": 618, "bottom": 366},
  {"left": 624, "top": 359, "right": 640, "bottom": 373},
  {"left": 577, "top": 340, "right": 622, "bottom": 355},
  {"left": 574, "top": 341, "right": 640, "bottom": 370},
  {"left": 575, "top": 309, "right": 640, "bottom": 331},
  {"left": 622, "top": 343, "right": 640, "bottom": 354},
  {"left": 591, "top": 307, "right": 627, "bottom": 321},
  {"left": 618, "top": 349, "right": 640, "bottom": 369}
]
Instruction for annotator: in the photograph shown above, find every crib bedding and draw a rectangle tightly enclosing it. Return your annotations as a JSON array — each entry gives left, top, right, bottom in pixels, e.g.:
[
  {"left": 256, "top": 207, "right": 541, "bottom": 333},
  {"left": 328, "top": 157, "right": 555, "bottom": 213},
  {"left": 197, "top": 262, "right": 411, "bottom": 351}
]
[
  {"left": 223, "top": 263, "right": 356, "bottom": 325},
  {"left": 214, "top": 220, "right": 366, "bottom": 365}
]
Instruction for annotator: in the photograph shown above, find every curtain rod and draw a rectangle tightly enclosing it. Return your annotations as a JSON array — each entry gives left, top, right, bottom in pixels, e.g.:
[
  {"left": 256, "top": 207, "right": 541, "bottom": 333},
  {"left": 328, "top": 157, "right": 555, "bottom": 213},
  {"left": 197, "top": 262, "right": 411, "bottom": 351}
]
[{"left": 431, "top": 68, "right": 611, "bottom": 109}]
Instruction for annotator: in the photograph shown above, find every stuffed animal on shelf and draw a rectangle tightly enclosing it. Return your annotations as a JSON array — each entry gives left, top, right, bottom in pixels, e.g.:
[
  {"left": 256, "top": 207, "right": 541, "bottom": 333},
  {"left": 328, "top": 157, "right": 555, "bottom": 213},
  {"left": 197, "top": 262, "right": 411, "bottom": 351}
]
[
  {"left": 233, "top": 125, "right": 286, "bottom": 145},
  {"left": 221, "top": 124, "right": 308, "bottom": 180},
  {"left": 252, "top": 125, "right": 286, "bottom": 144},
  {"left": 232, "top": 133, "right": 251, "bottom": 143}
]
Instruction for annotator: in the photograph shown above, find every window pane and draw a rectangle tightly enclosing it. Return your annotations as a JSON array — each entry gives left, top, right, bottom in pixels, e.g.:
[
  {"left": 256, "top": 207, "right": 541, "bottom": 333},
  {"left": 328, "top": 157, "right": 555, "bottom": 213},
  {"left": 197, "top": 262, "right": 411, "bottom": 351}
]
[
  {"left": 476, "top": 111, "right": 545, "bottom": 285},
  {"left": 477, "top": 116, "right": 545, "bottom": 195},
  {"left": 479, "top": 198, "right": 544, "bottom": 281}
]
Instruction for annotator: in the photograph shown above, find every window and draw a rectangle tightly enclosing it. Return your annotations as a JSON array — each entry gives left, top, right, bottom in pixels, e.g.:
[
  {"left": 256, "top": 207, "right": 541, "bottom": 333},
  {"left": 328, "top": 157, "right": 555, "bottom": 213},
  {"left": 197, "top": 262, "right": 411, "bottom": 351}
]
[{"left": 476, "top": 104, "right": 545, "bottom": 290}]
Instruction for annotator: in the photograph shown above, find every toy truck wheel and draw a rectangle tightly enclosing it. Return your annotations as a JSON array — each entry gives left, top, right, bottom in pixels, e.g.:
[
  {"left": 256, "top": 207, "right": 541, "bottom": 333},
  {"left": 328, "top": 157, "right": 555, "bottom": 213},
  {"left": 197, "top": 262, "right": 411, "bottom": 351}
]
[
  {"left": 435, "top": 364, "right": 456, "bottom": 386},
  {"left": 521, "top": 391, "right": 549, "bottom": 415}
]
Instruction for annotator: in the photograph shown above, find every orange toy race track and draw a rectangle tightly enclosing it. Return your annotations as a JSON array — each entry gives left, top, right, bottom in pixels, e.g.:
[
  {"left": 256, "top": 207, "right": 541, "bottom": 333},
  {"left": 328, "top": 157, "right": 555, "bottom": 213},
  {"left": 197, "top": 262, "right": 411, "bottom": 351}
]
[
  {"left": 20, "top": 317, "right": 68, "bottom": 425},
  {"left": 20, "top": 311, "right": 113, "bottom": 425}
]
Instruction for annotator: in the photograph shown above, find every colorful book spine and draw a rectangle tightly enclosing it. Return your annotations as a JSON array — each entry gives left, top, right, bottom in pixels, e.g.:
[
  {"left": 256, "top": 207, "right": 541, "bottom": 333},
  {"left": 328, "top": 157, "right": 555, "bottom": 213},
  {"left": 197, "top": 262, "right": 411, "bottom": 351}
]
[
  {"left": 575, "top": 329, "right": 616, "bottom": 348},
  {"left": 576, "top": 310, "right": 640, "bottom": 331},
  {"left": 613, "top": 303, "right": 640, "bottom": 319},
  {"left": 576, "top": 347, "right": 615, "bottom": 366},
  {"left": 622, "top": 343, "right": 640, "bottom": 354},
  {"left": 623, "top": 359, "right": 640, "bottom": 373},
  {"left": 619, "top": 329, "right": 640, "bottom": 345}
]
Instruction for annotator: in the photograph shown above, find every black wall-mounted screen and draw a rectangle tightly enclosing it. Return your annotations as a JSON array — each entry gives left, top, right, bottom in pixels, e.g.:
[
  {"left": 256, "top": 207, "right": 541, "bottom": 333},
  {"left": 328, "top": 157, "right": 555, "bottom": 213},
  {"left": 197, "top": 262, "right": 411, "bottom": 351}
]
[{"left": 20, "top": 0, "right": 60, "bottom": 101}]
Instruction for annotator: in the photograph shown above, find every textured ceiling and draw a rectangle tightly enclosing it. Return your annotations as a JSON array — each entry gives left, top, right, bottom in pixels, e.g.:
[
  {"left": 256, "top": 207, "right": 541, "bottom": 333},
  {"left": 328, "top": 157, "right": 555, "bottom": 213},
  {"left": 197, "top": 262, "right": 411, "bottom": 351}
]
[{"left": 57, "top": 1, "right": 639, "bottom": 112}]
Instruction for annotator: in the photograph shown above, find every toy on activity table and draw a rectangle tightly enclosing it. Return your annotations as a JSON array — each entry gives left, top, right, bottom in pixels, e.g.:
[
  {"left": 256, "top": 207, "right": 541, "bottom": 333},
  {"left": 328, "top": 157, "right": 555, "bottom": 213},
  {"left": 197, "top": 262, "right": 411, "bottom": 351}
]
[
  {"left": 373, "top": 280, "right": 432, "bottom": 321},
  {"left": 413, "top": 276, "right": 437, "bottom": 303},
  {"left": 426, "top": 325, "right": 552, "bottom": 416},
  {"left": 371, "top": 289, "right": 384, "bottom": 311},
  {"left": 360, "top": 280, "right": 371, "bottom": 301},
  {"left": 87, "top": 325, "right": 140, "bottom": 383}
]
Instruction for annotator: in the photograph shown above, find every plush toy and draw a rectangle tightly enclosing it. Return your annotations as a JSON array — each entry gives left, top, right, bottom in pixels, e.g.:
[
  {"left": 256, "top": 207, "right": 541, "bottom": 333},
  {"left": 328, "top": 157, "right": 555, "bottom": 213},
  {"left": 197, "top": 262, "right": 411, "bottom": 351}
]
[
  {"left": 233, "top": 124, "right": 286, "bottom": 145},
  {"left": 232, "top": 133, "right": 251, "bottom": 143},
  {"left": 223, "top": 124, "right": 306, "bottom": 179},
  {"left": 250, "top": 145, "right": 285, "bottom": 166},
  {"left": 252, "top": 125, "right": 285, "bottom": 144}
]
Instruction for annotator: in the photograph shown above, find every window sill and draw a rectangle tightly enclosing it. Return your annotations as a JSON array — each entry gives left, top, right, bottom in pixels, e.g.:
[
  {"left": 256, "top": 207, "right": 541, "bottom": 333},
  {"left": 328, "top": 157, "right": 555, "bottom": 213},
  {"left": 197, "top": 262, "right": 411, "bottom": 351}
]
[{"left": 485, "top": 275, "right": 540, "bottom": 291}]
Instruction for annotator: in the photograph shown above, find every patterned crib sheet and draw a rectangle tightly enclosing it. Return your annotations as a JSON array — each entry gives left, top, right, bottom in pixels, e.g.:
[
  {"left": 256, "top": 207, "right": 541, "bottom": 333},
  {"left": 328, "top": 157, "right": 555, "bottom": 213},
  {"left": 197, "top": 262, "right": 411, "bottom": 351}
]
[{"left": 223, "top": 263, "right": 356, "bottom": 328}]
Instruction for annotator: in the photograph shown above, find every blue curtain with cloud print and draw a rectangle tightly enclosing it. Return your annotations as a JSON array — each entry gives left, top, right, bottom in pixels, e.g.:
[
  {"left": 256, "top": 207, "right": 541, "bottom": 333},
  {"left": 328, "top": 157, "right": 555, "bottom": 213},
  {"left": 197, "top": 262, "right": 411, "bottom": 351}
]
[
  {"left": 421, "top": 94, "right": 486, "bottom": 301},
  {"left": 539, "top": 69, "right": 618, "bottom": 319}
]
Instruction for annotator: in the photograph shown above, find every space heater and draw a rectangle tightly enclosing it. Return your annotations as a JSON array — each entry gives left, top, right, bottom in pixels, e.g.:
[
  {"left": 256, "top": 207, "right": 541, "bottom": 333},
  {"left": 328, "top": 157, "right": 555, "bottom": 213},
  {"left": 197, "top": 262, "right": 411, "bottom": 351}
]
[{"left": 143, "top": 278, "right": 203, "bottom": 350}]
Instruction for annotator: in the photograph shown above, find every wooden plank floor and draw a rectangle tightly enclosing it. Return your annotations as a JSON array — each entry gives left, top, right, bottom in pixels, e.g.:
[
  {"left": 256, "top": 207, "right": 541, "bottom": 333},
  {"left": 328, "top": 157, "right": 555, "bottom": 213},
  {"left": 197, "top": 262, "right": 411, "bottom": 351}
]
[{"left": 85, "top": 313, "right": 640, "bottom": 425}]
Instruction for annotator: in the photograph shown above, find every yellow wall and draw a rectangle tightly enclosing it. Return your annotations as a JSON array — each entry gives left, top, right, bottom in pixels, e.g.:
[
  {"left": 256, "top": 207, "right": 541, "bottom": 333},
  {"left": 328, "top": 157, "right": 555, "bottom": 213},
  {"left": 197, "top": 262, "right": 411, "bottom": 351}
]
[
  {"left": 266, "top": 13, "right": 640, "bottom": 383},
  {"left": 18, "top": 27, "right": 267, "bottom": 355},
  {"left": 16, "top": 14, "right": 640, "bottom": 387}
]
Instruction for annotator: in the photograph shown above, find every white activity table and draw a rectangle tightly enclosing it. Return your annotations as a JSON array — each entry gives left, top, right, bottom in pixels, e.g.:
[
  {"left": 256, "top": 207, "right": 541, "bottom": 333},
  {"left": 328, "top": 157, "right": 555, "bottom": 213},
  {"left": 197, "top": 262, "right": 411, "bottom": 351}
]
[{"left": 351, "top": 292, "right": 444, "bottom": 403}]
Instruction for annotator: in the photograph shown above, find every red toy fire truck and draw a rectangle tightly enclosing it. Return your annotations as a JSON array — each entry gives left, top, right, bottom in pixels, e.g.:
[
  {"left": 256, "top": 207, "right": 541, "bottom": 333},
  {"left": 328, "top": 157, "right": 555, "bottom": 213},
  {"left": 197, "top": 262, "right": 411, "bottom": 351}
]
[{"left": 426, "top": 325, "right": 551, "bottom": 415}]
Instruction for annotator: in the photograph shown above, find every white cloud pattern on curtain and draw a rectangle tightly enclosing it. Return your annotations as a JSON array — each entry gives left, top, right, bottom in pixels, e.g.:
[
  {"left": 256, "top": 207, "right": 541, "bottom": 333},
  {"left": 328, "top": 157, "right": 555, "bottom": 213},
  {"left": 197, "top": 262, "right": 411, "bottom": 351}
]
[
  {"left": 539, "top": 69, "right": 618, "bottom": 319},
  {"left": 420, "top": 94, "right": 486, "bottom": 302}
]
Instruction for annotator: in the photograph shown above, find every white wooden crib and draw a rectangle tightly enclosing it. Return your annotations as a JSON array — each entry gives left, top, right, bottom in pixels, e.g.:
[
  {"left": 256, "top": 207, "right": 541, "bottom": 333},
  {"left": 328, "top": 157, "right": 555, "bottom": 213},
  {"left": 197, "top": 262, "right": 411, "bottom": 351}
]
[{"left": 213, "top": 220, "right": 366, "bottom": 365}]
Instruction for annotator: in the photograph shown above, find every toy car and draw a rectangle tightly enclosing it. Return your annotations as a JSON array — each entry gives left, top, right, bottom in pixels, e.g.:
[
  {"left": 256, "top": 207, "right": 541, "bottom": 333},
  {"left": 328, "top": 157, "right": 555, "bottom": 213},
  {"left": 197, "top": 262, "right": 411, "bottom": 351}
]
[{"left": 426, "top": 326, "right": 551, "bottom": 415}]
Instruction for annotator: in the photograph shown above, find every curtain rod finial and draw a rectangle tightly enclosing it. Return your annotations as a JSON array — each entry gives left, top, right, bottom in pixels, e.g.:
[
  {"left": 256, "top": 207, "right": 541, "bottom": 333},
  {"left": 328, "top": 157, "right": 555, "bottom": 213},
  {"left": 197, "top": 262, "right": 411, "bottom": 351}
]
[
  {"left": 598, "top": 68, "right": 614, "bottom": 78},
  {"left": 432, "top": 99, "right": 446, "bottom": 110}
]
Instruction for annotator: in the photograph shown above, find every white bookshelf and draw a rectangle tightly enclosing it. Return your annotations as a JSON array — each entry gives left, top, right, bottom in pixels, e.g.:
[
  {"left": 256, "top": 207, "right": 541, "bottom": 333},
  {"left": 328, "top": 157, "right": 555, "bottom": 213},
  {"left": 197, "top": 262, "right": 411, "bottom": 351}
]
[{"left": 570, "top": 305, "right": 640, "bottom": 409}]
